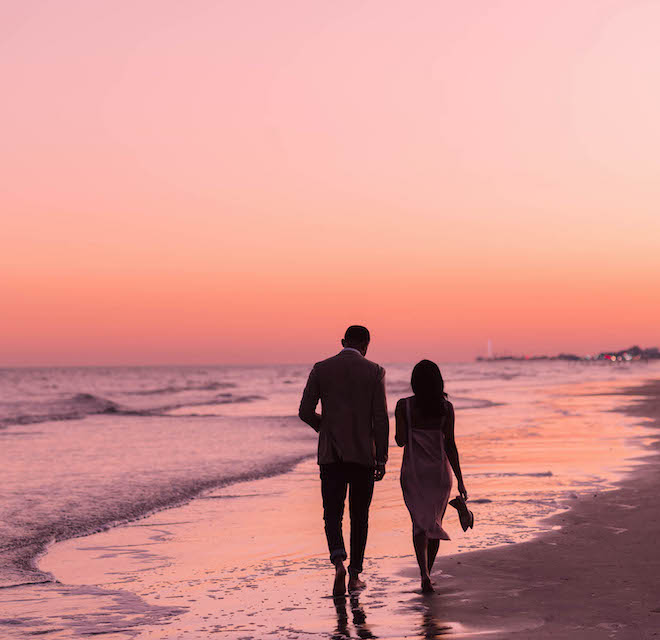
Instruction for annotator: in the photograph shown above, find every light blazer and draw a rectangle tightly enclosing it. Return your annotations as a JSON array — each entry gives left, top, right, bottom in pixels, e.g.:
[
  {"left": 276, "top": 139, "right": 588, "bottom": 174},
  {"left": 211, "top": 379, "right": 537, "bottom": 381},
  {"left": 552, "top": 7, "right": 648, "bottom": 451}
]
[{"left": 298, "top": 350, "right": 389, "bottom": 467}]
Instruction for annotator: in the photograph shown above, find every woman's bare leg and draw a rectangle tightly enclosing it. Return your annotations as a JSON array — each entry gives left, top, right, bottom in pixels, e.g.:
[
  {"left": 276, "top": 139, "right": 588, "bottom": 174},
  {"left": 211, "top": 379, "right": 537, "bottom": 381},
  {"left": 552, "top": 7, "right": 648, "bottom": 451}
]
[
  {"left": 427, "top": 539, "right": 440, "bottom": 572},
  {"left": 413, "top": 532, "right": 434, "bottom": 592}
]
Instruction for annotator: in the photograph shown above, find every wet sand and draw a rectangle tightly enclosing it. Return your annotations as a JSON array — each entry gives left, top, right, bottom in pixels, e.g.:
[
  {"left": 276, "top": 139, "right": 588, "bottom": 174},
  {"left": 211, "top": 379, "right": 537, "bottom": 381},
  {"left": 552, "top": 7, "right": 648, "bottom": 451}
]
[
  {"left": 2, "top": 379, "right": 659, "bottom": 639},
  {"left": 429, "top": 381, "right": 660, "bottom": 639}
]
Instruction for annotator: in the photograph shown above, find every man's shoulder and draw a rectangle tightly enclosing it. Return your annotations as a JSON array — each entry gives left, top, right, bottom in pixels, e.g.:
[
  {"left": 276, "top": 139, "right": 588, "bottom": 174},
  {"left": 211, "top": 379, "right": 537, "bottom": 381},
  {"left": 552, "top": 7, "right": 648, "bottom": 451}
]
[
  {"left": 313, "top": 353, "right": 384, "bottom": 376},
  {"left": 313, "top": 353, "right": 341, "bottom": 368},
  {"left": 363, "top": 357, "right": 385, "bottom": 377}
]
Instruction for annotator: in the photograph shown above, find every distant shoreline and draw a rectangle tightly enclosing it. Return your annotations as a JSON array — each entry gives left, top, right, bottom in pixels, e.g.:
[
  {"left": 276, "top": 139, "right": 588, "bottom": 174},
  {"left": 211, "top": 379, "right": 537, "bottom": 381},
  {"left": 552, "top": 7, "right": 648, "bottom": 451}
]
[{"left": 477, "top": 343, "right": 660, "bottom": 363}]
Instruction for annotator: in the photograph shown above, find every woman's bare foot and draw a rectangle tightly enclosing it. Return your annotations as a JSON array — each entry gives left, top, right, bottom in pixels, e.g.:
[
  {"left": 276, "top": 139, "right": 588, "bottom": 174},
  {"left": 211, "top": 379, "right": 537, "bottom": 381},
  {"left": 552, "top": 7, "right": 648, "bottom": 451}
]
[
  {"left": 348, "top": 575, "right": 366, "bottom": 592},
  {"left": 421, "top": 576, "right": 435, "bottom": 593},
  {"left": 333, "top": 562, "right": 347, "bottom": 596}
]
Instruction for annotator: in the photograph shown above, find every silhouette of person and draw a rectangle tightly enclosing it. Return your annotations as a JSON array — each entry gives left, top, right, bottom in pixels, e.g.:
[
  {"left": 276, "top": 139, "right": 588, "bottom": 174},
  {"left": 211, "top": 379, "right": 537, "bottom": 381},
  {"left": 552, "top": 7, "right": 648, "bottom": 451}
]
[
  {"left": 299, "top": 325, "right": 389, "bottom": 595},
  {"left": 396, "top": 360, "right": 467, "bottom": 593}
]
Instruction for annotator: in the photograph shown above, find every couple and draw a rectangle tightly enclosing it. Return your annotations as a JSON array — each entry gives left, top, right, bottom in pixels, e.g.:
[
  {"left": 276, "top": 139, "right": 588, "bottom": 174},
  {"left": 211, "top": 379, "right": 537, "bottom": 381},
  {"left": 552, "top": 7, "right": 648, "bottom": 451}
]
[{"left": 299, "top": 325, "right": 468, "bottom": 596}]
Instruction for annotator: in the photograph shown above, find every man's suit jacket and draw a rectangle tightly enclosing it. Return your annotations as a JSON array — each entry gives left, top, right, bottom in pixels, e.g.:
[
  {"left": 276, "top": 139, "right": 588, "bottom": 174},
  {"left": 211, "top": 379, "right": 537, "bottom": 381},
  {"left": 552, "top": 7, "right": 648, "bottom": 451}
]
[{"left": 298, "top": 349, "right": 389, "bottom": 467}]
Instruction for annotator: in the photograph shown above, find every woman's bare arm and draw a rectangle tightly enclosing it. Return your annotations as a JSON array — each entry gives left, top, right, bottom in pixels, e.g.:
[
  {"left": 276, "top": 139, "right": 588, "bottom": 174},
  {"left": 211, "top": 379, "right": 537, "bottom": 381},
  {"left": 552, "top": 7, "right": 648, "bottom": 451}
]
[
  {"left": 444, "top": 404, "right": 468, "bottom": 499},
  {"left": 394, "top": 399, "right": 407, "bottom": 447}
]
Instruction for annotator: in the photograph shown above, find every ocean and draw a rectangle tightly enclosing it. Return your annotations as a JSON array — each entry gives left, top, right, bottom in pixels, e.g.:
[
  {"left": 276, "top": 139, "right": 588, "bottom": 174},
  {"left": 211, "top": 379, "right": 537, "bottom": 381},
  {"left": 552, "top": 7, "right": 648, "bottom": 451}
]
[{"left": 1, "top": 359, "right": 657, "bottom": 590}]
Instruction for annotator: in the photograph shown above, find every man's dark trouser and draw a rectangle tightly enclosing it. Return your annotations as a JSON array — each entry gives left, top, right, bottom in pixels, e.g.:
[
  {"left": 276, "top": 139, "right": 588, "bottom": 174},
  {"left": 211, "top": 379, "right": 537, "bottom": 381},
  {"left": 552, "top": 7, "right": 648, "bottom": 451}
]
[{"left": 320, "top": 462, "right": 375, "bottom": 578}]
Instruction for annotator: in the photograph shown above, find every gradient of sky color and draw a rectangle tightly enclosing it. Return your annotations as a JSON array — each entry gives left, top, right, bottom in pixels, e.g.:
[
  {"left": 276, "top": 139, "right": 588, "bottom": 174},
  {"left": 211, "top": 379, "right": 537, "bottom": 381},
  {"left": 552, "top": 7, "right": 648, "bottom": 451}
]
[{"left": 2, "top": 0, "right": 659, "bottom": 365}]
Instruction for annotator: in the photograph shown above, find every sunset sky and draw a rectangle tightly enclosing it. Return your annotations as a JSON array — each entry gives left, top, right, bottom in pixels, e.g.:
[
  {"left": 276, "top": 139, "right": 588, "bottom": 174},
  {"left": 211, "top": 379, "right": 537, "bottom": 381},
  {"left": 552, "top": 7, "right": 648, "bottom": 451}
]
[{"left": 2, "top": 0, "right": 659, "bottom": 365}]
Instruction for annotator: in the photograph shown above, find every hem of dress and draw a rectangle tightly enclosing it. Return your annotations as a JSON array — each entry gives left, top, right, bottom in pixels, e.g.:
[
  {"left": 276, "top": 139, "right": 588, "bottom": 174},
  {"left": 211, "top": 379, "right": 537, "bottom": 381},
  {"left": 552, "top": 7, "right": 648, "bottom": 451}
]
[{"left": 412, "top": 525, "right": 451, "bottom": 541}]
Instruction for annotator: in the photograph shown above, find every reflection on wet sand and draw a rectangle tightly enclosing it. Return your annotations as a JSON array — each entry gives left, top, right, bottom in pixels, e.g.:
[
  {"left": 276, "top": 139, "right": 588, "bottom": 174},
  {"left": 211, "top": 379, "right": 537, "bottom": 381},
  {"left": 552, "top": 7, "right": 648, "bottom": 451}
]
[
  {"left": 332, "top": 594, "right": 376, "bottom": 639},
  {"left": 332, "top": 591, "right": 458, "bottom": 639},
  {"left": 419, "top": 605, "right": 454, "bottom": 638}
]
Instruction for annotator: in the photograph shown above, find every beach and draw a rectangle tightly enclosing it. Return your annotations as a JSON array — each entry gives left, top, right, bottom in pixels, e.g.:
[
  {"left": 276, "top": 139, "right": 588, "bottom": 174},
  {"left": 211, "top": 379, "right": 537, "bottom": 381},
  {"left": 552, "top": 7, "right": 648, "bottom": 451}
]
[
  {"left": 6, "top": 2, "right": 660, "bottom": 637},
  {"left": 428, "top": 381, "right": 660, "bottom": 639},
  {"left": 1, "top": 364, "right": 659, "bottom": 638}
]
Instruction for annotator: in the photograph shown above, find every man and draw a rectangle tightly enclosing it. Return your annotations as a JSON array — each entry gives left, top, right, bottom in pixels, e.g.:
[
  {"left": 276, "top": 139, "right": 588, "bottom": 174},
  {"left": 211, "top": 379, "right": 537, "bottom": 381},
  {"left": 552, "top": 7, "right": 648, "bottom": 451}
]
[{"left": 299, "top": 325, "right": 389, "bottom": 596}]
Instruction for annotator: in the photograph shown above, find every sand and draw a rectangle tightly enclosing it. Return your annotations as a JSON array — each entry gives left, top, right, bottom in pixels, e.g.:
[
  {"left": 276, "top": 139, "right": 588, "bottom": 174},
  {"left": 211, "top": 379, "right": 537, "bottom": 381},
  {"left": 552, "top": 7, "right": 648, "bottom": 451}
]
[
  {"left": 429, "top": 381, "right": 660, "bottom": 639},
  {"left": 2, "top": 379, "right": 659, "bottom": 639}
]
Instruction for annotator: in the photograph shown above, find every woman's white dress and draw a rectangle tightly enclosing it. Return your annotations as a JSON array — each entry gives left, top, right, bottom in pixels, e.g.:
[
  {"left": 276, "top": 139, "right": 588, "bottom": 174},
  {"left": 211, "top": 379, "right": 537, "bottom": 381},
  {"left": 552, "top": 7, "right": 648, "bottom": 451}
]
[{"left": 400, "top": 398, "right": 452, "bottom": 539}]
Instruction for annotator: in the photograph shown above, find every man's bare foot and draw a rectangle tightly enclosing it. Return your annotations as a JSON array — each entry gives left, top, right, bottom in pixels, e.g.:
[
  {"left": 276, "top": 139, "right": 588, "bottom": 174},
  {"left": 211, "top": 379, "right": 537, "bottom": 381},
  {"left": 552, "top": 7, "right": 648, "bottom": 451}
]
[
  {"left": 421, "top": 576, "right": 435, "bottom": 593},
  {"left": 333, "top": 562, "right": 347, "bottom": 596},
  {"left": 348, "top": 575, "right": 366, "bottom": 592}
]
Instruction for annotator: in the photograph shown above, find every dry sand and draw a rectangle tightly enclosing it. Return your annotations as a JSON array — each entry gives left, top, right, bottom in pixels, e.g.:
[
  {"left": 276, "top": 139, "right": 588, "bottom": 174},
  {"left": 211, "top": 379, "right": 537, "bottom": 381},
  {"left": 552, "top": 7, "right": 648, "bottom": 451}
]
[{"left": 3, "top": 379, "right": 659, "bottom": 639}]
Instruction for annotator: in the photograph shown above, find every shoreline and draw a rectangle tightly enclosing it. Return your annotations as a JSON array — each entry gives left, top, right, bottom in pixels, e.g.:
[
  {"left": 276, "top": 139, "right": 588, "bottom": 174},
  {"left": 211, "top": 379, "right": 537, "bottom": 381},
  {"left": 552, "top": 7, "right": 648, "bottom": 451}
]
[
  {"left": 2, "top": 377, "right": 658, "bottom": 638},
  {"left": 428, "top": 380, "right": 660, "bottom": 639},
  {"left": 0, "top": 450, "right": 317, "bottom": 591}
]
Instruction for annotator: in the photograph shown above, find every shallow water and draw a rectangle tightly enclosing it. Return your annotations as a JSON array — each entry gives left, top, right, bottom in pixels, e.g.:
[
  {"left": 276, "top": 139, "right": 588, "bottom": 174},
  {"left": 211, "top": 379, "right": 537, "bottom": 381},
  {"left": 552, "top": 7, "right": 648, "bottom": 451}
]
[
  {"left": 20, "top": 378, "right": 656, "bottom": 639},
  {"left": 0, "top": 360, "right": 657, "bottom": 589}
]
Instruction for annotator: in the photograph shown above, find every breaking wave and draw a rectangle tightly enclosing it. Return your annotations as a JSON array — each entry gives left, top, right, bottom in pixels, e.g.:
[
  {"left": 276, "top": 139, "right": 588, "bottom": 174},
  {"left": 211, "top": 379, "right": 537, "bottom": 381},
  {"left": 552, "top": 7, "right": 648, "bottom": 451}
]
[
  {"left": 0, "top": 392, "right": 265, "bottom": 430},
  {"left": 0, "top": 452, "right": 313, "bottom": 589}
]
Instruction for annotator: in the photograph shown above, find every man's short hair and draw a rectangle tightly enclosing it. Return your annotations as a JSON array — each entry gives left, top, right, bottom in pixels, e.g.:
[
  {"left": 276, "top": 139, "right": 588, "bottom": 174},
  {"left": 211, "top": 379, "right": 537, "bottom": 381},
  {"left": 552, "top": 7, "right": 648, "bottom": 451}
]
[{"left": 344, "top": 325, "right": 370, "bottom": 345}]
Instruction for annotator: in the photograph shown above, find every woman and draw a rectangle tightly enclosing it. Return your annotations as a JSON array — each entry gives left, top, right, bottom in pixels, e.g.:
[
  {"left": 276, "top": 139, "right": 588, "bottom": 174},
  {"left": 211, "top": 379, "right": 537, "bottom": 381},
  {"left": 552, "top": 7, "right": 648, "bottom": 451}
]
[{"left": 395, "top": 360, "right": 467, "bottom": 593}]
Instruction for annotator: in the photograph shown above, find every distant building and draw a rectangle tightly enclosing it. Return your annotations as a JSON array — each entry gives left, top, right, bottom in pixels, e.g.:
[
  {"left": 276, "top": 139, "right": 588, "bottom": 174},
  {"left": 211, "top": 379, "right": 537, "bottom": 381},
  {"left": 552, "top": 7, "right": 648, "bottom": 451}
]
[{"left": 476, "top": 345, "right": 660, "bottom": 362}]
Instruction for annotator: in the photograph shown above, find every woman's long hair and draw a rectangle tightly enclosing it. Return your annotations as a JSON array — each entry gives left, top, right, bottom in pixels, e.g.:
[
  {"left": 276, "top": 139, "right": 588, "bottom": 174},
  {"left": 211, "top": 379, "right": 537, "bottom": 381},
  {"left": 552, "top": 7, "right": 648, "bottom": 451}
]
[{"left": 411, "top": 359, "right": 448, "bottom": 418}]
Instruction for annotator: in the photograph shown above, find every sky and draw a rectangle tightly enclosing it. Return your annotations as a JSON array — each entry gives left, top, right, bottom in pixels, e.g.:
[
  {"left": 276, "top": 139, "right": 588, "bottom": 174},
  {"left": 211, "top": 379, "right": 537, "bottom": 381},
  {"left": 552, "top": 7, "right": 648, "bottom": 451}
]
[{"left": 2, "top": 0, "right": 659, "bottom": 366}]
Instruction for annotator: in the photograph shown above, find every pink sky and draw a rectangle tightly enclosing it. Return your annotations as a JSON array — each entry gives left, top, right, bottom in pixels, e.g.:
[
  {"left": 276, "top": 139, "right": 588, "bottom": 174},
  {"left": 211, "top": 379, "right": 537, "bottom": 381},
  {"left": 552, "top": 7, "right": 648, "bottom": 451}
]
[{"left": 2, "top": 0, "right": 659, "bottom": 365}]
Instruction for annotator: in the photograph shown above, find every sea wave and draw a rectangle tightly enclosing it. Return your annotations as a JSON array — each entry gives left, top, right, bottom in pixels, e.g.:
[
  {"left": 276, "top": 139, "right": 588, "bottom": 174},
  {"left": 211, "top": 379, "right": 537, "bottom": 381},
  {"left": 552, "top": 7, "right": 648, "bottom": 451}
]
[
  {"left": 382, "top": 388, "right": 503, "bottom": 410},
  {"left": 452, "top": 396, "right": 505, "bottom": 410},
  {"left": 0, "top": 393, "right": 131, "bottom": 429},
  {"left": 470, "top": 471, "right": 554, "bottom": 478},
  {"left": 0, "top": 393, "right": 265, "bottom": 430},
  {"left": 156, "top": 395, "right": 266, "bottom": 415},
  {"left": 0, "top": 452, "right": 314, "bottom": 589},
  {"left": 124, "top": 381, "right": 236, "bottom": 396}
]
